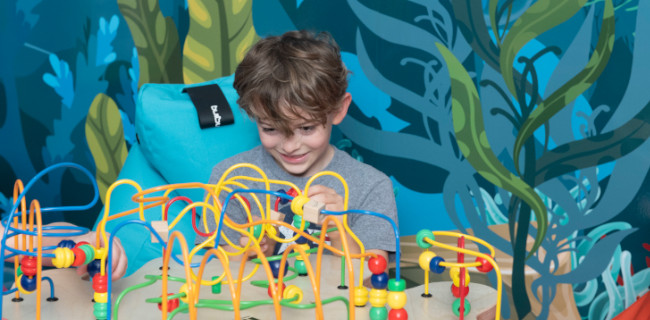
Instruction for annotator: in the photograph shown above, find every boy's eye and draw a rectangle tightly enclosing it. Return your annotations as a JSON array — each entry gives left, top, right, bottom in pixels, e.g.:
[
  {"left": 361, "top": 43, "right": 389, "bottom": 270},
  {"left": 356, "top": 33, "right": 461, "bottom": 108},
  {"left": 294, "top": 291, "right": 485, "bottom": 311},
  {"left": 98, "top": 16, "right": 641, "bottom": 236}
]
[
  {"left": 261, "top": 127, "right": 276, "bottom": 133},
  {"left": 299, "top": 126, "right": 315, "bottom": 133}
]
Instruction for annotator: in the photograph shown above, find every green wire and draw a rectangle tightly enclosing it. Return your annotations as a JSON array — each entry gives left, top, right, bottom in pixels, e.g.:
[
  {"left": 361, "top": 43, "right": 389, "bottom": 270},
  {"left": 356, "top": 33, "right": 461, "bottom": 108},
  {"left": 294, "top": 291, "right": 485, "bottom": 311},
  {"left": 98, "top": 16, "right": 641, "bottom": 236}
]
[{"left": 167, "top": 295, "right": 350, "bottom": 320}]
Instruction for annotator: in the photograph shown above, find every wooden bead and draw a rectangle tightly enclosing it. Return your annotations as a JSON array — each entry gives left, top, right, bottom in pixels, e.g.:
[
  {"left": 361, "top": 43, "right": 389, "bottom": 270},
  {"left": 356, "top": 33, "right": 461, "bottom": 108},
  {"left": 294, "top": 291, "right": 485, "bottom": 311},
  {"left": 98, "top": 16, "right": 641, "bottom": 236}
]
[{"left": 368, "top": 255, "right": 387, "bottom": 275}]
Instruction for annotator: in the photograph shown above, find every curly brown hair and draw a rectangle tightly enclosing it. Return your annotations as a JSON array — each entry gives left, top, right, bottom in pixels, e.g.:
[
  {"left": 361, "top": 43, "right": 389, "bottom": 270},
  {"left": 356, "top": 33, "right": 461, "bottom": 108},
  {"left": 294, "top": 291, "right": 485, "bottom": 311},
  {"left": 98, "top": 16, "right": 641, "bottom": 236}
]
[{"left": 233, "top": 30, "right": 349, "bottom": 136}]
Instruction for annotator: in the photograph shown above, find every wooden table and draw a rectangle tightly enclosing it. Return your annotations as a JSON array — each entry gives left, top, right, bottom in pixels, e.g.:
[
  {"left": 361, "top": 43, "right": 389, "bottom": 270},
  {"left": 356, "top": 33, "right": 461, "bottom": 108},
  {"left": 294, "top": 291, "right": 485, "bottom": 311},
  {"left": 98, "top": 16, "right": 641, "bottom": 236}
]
[{"left": 3, "top": 255, "right": 497, "bottom": 319}]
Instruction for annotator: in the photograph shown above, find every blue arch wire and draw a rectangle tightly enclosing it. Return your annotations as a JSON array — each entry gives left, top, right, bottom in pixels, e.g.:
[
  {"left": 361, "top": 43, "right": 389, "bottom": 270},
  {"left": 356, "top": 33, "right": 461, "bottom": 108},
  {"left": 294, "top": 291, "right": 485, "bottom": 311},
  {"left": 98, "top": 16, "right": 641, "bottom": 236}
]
[{"left": 0, "top": 162, "right": 98, "bottom": 316}]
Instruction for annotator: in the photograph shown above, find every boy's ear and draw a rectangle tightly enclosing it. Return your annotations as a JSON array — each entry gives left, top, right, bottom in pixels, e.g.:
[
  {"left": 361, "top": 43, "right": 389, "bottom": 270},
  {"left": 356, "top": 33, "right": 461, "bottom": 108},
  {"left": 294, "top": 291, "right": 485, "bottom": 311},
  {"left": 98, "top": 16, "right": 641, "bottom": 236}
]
[{"left": 332, "top": 93, "right": 351, "bottom": 125}]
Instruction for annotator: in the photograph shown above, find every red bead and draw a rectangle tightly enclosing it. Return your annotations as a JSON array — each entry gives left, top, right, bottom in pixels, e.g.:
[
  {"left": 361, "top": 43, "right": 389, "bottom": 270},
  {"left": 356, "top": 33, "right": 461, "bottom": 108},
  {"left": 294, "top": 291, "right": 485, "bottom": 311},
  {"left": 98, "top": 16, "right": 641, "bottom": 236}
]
[
  {"left": 389, "top": 308, "right": 408, "bottom": 320},
  {"left": 157, "top": 293, "right": 179, "bottom": 312},
  {"left": 92, "top": 274, "right": 108, "bottom": 293},
  {"left": 74, "top": 241, "right": 90, "bottom": 248},
  {"left": 21, "top": 257, "right": 37, "bottom": 277},
  {"left": 368, "top": 256, "right": 387, "bottom": 275},
  {"left": 451, "top": 283, "right": 469, "bottom": 298},
  {"left": 267, "top": 282, "right": 286, "bottom": 298},
  {"left": 71, "top": 247, "right": 86, "bottom": 267},
  {"left": 475, "top": 256, "right": 493, "bottom": 273}
]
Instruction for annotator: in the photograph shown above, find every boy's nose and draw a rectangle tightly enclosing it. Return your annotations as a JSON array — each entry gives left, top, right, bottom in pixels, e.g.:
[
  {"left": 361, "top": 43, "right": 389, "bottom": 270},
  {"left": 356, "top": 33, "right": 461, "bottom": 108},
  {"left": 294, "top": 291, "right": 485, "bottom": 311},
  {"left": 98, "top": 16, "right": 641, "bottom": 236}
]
[{"left": 281, "top": 135, "right": 301, "bottom": 153}]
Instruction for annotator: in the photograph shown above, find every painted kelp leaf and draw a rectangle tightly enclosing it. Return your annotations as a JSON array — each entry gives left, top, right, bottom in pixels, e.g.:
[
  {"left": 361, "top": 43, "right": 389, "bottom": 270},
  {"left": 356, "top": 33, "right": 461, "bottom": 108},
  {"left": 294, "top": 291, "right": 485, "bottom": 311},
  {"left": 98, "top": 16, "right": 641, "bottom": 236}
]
[
  {"left": 118, "top": 0, "right": 183, "bottom": 86},
  {"left": 535, "top": 100, "right": 650, "bottom": 186},
  {"left": 85, "top": 93, "right": 128, "bottom": 204},
  {"left": 514, "top": 0, "right": 614, "bottom": 174},
  {"left": 436, "top": 43, "right": 547, "bottom": 258},
  {"left": 500, "top": 0, "right": 588, "bottom": 97},
  {"left": 183, "top": 0, "right": 259, "bottom": 84}
]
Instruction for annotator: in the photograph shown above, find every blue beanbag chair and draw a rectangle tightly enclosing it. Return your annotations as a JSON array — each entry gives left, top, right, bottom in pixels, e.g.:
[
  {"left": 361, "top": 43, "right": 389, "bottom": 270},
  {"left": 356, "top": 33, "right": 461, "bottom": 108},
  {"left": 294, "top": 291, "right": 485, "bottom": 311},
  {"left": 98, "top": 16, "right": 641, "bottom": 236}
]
[{"left": 95, "top": 74, "right": 259, "bottom": 276}]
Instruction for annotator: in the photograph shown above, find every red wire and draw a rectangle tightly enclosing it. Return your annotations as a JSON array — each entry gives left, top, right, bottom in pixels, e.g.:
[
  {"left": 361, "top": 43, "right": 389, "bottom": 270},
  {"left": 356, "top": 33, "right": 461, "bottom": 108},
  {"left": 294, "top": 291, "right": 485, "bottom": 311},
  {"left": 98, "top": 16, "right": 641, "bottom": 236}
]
[
  {"left": 458, "top": 236, "right": 466, "bottom": 320},
  {"left": 163, "top": 196, "right": 215, "bottom": 238}
]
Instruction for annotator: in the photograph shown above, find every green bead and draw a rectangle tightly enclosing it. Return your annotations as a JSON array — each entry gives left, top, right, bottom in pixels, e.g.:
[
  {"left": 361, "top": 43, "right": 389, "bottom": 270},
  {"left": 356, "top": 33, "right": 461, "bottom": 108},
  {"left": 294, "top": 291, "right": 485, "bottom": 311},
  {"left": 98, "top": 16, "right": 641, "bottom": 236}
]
[
  {"left": 415, "top": 229, "right": 434, "bottom": 249},
  {"left": 452, "top": 298, "right": 471, "bottom": 316},
  {"left": 295, "top": 260, "right": 307, "bottom": 275},
  {"left": 369, "top": 306, "right": 388, "bottom": 320},
  {"left": 93, "top": 302, "right": 108, "bottom": 319},
  {"left": 388, "top": 279, "right": 405, "bottom": 292},
  {"left": 79, "top": 244, "right": 95, "bottom": 265},
  {"left": 252, "top": 224, "right": 263, "bottom": 238},
  {"left": 178, "top": 300, "right": 189, "bottom": 313},
  {"left": 292, "top": 215, "right": 310, "bottom": 229},
  {"left": 16, "top": 266, "right": 22, "bottom": 277},
  {"left": 211, "top": 276, "right": 221, "bottom": 294}
]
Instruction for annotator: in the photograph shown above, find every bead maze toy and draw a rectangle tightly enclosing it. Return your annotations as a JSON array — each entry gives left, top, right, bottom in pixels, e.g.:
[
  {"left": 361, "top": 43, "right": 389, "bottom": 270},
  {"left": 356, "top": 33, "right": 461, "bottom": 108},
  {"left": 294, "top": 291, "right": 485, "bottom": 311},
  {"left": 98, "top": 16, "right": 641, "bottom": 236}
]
[
  {"left": 414, "top": 229, "right": 502, "bottom": 320},
  {"left": 0, "top": 163, "right": 100, "bottom": 319},
  {"left": 1, "top": 162, "right": 502, "bottom": 319}
]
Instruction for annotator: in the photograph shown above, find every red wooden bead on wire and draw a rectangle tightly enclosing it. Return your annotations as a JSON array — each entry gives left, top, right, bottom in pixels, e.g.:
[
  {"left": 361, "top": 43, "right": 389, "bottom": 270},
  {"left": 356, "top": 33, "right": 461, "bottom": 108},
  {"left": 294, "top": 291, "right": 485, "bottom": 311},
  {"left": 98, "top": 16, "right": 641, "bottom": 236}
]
[
  {"left": 451, "top": 283, "right": 469, "bottom": 298},
  {"left": 389, "top": 308, "right": 408, "bottom": 320},
  {"left": 20, "top": 256, "right": 37, "bottom": 277},
  {"left": 74, "top": 241, "right": 91, "bottom": 248},
  {"left": 368, "top": 255, "right": 387, "bottom": 275},
  {"left": 92, "top": 274, "right": 108, "bottom": 293},
  {"left": 71, "top": 247, "right": 86, "bottom": 267},
  {"left": 267, "top": 282, "right": 286, "bottom": 298},
  {"left": 157, "top": 293, "right": 179, "bottom": 312},
  {"left": 475, "top": 256, "right": 494, "bottom": 273}
]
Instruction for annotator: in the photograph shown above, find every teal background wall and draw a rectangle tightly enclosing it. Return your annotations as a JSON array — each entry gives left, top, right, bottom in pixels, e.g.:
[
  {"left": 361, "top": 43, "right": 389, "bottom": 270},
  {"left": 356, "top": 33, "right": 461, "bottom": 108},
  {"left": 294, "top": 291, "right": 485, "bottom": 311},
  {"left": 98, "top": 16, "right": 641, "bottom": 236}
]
[{"left": 1, "top": 0, "right": 649, "bottom": 319}]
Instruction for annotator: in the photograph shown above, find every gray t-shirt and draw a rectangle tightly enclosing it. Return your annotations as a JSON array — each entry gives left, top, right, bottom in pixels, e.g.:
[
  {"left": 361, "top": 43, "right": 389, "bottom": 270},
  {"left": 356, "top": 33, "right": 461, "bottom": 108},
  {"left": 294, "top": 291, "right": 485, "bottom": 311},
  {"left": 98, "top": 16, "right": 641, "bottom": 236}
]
[{"left": 196, "top": 145, "right": 398, "bottom": 255}]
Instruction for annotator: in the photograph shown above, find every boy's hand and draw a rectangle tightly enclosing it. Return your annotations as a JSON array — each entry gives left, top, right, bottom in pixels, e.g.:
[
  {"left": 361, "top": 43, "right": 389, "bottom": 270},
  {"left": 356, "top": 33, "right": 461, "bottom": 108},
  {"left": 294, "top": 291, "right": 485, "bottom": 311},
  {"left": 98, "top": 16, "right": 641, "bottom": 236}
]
[
  {"left": 306, "top": 185, "right": 344, "bottom": 213},
  {"left": 73, "top": 231, "right": 127, "bottom": 281}
]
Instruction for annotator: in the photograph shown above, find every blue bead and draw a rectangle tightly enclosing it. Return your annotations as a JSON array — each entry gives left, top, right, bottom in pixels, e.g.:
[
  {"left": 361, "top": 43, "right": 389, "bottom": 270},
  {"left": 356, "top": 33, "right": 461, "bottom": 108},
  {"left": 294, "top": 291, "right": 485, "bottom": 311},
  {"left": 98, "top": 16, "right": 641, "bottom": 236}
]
[
  {"left": 269, "top": 259, "right": 288, "bottom": 278},
  {"left": 295, "top": 235, "right": 309, "bottom": 244},
  {"left": 277, "top": 189, "right": 290, "bottom": 205},
  {"left": 429, "top": 256, "right": 446, "bottom": 274},
  {"left": 57, "top": 240, "right": 76, "bottom": 249},
  {"left": 370, "top": 272, "right": 389, "bottom": 289},
  {"left": 20, "top": 275, "right": 37, "bottom": 292},
  {"left": 87, "top": 259, "right": 103, "bottom": 279}
]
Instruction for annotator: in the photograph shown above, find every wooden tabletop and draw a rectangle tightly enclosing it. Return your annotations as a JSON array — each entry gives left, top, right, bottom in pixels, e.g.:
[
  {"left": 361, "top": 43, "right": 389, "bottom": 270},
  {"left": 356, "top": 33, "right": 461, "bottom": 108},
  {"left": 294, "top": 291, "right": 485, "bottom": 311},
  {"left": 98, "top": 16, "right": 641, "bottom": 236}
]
[{"left": 3, "top": 254, "right": 497, "bottom": 319}]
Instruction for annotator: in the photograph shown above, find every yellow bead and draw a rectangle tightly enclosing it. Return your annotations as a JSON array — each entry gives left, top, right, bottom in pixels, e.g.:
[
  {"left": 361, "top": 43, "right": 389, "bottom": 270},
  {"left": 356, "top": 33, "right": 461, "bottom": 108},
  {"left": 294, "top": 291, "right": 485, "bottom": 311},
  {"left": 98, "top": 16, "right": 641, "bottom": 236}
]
[
  {"left": 15, "top": 275, "right": 33, "bottom": 295},
  {"left": 295, "top": 244, "right": 311, "bottom": 260},
  {"left": 52, "top": 247, "right": 74, "bottom": 268},
  {"left": 178, "top": 283, "right": 190, "bottom": 303},
  {"left": 283, "top": 285, "right": 303, "bottom": 304},
  {"left": 418, "top": 251, "right": 436, "bottom": 271},
  {"left": 369, "top": 288, "right": 387, "bottom": 307},
  {"left": 94, "top": 292, "right": 108, "bottom": 303},
  {"left": 450, "top": 267, "right": 470, "bottom": 287},
  {"left": 264, "top": 224, "right": 277, "bottom": 238},
  {"left": 387, "top": 291, "right": 407, "bottom": 309},
  {"left": 290, "top": 195, "right": 309, "bottom": 216},
  {"left": 354, "top": 286, "right": 369, "bottom": 307},
  {"left": 94, "top": 247, "right": 107, "bottom": 260}
]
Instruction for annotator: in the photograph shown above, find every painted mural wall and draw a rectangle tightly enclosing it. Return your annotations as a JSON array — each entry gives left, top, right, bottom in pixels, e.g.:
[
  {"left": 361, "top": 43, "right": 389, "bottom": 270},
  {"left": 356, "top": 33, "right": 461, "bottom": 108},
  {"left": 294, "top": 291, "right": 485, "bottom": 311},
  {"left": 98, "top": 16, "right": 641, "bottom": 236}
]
[{"left": 1, "top": 0, "right": 648, "bottom": 319}]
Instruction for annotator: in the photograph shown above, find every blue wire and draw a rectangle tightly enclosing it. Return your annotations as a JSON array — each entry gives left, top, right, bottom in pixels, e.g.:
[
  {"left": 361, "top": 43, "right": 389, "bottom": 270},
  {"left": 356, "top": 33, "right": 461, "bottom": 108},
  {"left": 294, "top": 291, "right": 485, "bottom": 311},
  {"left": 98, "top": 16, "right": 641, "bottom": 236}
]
[
  {"left": 0, "top": 162, "right": 98, "bottom": 315},
  {"left": 2, "top": 287, "right": 17, "bottom": 295},
  {"left": 42, "top": 276, "right": 56, "bottom": 299},
  {"left": 321, "top": 209, "right": 401, "bottom": 280}
]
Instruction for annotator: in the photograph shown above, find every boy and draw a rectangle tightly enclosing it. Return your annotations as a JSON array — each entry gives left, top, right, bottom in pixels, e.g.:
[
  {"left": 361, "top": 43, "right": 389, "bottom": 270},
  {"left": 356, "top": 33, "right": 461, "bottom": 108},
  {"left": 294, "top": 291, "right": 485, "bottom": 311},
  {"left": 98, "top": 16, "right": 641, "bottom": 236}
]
[{"left": 197, "top": 30, "right": 398, "bottom": 262}]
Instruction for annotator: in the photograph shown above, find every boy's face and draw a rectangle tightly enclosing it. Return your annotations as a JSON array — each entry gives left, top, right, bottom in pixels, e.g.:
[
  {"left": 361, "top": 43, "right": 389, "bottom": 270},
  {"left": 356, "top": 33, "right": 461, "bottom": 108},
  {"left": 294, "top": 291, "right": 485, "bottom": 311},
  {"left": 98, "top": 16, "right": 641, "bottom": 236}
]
[{"left": 257, "top": 94, "right": 350, "bottom": 177}]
